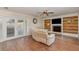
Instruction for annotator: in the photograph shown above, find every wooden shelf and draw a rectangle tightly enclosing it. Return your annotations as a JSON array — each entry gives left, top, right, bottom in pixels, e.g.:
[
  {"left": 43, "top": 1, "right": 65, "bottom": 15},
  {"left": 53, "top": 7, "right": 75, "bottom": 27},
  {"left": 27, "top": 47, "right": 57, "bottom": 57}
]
[
  {"left": 63, "top": 16, "right": 78, "bottom": 34},
  {"left": 44, "top": 19, "right": 51, "bottom": 30},
  {"left": 63, "top": 30, "right": 78, "bottom": 34}
]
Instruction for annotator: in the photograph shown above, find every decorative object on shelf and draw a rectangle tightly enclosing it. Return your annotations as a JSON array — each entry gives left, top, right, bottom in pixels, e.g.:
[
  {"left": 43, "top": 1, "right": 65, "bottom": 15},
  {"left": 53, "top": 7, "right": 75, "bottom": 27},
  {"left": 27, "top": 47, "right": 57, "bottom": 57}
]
[
  {"left": 67, "top": 20, "right": 71, "bottom": 23},
  {"left": 33, "top": 18, "right": 37, "bottom": 24},
  {"left": 47, "top": 23, "right": 50, "bottom": 26}
]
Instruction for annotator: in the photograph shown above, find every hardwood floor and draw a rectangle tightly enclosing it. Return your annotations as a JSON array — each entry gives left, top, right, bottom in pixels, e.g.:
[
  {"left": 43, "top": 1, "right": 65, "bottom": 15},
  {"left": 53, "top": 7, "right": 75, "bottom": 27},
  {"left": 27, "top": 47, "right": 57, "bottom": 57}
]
[{"left": 0, "top": 35, "right": 79, "bottom": 51}]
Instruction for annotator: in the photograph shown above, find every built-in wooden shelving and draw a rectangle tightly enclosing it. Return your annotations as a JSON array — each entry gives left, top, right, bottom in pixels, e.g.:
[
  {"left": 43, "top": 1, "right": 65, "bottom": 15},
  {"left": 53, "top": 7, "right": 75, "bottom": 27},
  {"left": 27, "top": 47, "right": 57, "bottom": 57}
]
[
  {"left": 44, "top": 19, "right": 51, "bottom": 31},
  {"left": 44, "top": 16, "right": 78, "bottom": 35},
  {"left": 63, "top": 16, "right": 78, "bottom": 34}
]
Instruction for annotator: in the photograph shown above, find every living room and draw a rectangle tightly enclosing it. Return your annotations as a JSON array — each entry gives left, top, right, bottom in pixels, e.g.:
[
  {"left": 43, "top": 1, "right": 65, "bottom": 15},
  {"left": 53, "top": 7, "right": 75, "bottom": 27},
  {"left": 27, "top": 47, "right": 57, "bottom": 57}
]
[{"left": 0, "top": 7, "right": 79, "bottom": 51}]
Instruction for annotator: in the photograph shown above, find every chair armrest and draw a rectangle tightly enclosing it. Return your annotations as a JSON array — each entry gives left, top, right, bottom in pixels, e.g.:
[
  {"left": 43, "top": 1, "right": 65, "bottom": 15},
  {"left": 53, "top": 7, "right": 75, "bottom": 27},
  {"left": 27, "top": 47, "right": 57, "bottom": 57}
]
[{"left": 47, "top": 34, "right": 55, "bottom": 39}]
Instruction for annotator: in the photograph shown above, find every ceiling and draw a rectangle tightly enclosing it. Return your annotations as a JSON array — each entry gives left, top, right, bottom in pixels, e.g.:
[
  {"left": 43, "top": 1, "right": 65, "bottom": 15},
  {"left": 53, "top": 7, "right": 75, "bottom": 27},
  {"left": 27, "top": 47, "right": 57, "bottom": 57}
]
[{"left": 0, "top": 7, "right": 79, "bottom": 16}]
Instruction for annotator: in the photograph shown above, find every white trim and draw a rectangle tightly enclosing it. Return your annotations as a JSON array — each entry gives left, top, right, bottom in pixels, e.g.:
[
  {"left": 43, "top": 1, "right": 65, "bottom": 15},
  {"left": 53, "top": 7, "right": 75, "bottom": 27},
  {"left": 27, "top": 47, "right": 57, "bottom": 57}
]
[
  {"left": 52, "top": 24, "right": 61, "bottom": 26},
  {"left": 61, "top": 17, "right": 64, "bottom": 39},
  {"left": 63, "top": 33, "right": 78, "bottom": 38},
  {"left": 78, "top": 14, "right": 79, "bottom": 39},
  {"left": 45, "top": 13, "right": 79, "bottom": 19}
]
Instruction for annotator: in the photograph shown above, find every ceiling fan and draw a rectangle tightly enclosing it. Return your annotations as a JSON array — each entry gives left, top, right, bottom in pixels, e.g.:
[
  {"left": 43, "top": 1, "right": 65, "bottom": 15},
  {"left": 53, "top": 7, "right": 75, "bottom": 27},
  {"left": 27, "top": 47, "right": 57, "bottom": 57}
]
[{"left": 39, "top": 10, "right": 54, "bottom": 17}]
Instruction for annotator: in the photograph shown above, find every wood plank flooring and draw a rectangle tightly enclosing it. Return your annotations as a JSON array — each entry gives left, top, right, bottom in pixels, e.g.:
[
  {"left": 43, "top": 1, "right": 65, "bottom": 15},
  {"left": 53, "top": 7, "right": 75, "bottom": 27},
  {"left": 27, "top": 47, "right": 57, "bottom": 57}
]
[{"left": 0, "top": 35, "right": 79, "bottom": 51}]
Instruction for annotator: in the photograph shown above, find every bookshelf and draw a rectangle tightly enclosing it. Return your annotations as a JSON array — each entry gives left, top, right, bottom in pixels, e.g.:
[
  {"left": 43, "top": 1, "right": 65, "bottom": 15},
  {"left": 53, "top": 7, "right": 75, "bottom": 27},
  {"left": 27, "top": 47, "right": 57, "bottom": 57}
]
[
  {"left": 63, "top": 16, "right": 78, "bottom": 34},
  {"left": 44, "top": 19, "right": 51, "bottom": 31}
]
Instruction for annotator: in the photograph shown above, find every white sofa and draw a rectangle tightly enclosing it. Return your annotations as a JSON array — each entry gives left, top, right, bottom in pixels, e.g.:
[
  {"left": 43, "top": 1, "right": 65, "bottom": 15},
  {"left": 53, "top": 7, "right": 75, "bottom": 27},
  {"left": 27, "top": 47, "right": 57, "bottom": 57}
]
[{"left": 32, "top": 28, "right": 55, "bottom": 46}]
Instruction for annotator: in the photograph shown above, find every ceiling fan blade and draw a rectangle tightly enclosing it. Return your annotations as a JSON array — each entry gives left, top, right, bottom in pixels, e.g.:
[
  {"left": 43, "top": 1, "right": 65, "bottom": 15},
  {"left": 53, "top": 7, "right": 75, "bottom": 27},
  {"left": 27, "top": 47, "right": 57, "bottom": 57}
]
[
  {"left": 37, "top": 10, "right": 54, "bottom": 17},
  {"left": 39, "top": 13, "right": 43, "bottom": 16},
  {"left": 46, "top": 13, "right": 49, "bottom": 16},
  {"left": 48, "top": 12, "right": 54, "bottom": 14}
]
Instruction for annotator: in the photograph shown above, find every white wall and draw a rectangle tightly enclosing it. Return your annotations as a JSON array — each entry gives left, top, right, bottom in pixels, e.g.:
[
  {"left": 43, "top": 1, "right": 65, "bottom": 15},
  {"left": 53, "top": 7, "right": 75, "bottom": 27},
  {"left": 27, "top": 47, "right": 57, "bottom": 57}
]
[
  {"left": 26, "top": 16, "right": 41, "bottom": 35},
  {"left": 0, "top": 9, "right": 40, "bottom": 36}
]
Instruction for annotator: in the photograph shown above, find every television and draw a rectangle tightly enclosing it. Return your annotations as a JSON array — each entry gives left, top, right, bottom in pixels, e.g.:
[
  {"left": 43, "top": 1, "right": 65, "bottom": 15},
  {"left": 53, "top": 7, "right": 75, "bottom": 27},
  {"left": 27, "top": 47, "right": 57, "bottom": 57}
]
[{"left": 52, "top": 18, "right": 61, "bottom": 24}]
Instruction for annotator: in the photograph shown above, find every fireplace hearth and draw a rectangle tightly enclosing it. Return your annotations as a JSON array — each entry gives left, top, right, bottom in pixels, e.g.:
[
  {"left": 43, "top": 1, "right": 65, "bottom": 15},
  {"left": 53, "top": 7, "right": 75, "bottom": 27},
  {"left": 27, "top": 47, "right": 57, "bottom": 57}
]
[{"left": 53, "top": 26, "right": 61, "bottom": 32}]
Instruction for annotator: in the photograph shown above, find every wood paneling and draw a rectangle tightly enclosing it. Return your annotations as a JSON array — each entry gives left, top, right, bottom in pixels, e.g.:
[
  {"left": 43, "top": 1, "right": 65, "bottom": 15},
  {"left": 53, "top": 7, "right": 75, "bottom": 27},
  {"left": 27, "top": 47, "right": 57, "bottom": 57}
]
[{"left": 63, "top": 16, "right": 78, "bottom": 34}]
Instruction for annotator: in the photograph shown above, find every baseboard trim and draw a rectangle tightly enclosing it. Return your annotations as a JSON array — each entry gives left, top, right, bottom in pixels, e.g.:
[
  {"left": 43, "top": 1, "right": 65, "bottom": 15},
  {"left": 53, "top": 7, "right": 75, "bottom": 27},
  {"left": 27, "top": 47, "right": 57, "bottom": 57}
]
[{"left": 0, "top": 35, "right": 32, "bottom": 42}]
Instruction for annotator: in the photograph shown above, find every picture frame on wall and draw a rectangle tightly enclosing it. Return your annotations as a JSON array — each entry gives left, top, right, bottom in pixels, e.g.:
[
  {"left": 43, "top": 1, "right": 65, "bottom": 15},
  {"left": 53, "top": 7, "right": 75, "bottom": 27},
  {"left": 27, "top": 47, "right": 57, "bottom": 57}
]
[{"left": 33, "top": 18, "right": 37, "bottom": 24}]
